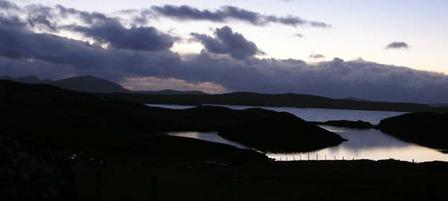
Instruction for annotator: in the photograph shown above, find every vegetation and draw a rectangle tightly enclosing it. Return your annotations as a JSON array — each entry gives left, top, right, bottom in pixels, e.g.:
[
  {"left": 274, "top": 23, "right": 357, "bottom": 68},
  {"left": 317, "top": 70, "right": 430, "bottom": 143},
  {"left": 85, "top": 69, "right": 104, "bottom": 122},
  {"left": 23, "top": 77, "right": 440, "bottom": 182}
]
[{"left": 71, "top": 159, "right": 448, "bottom": 201}]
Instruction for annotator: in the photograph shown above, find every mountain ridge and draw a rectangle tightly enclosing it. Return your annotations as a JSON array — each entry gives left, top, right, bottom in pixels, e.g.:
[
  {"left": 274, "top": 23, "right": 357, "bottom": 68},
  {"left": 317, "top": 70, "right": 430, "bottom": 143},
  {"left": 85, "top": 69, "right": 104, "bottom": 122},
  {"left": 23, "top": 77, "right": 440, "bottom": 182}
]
[{"left": 0, "top": 75, "right": 438, "bottom": 112}]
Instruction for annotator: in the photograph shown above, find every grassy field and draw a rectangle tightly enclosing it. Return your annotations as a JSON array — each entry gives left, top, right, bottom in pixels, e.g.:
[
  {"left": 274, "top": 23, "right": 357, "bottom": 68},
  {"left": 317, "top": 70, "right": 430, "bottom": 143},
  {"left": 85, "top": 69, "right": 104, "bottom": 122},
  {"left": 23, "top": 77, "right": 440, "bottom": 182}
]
[{"left": 72, "top": 159, "right": 448, "bottom": 201}]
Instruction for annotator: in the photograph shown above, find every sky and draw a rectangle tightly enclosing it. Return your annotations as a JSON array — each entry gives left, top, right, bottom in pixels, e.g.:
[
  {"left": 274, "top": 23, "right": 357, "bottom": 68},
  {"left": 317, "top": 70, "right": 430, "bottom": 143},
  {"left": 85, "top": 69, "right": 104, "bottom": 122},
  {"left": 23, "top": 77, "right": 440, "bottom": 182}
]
[
  {"left": 1, "top": 0, "right": 448, "bottom": 102},
  {"left": 17, "top": 0, "right": 448, "bottom": 73}
]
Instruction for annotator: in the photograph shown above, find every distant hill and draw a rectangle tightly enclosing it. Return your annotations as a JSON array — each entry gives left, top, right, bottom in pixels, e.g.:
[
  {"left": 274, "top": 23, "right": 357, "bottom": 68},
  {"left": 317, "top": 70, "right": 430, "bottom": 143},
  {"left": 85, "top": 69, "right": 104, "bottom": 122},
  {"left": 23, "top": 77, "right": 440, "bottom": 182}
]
[
  {"left": 430, "top": 103, "right": 448, "bottom": 107},
  {"left": 0, "top": 75, "right": 437, "bottom": 112},
  {"left": 0, "top": 75, "right": 208, "bottom": 94},
  {"left": 52, "top": 76, "right": 129, "bottom": 93},
  {"left": 0, "top": 75, "right": 128, "bottom": 93},
  {"left": 134, "top": 89, "right": 207, "bottom": 95},
  {"left": 100, "top": 92, "right": 434, "bottom": 112}
]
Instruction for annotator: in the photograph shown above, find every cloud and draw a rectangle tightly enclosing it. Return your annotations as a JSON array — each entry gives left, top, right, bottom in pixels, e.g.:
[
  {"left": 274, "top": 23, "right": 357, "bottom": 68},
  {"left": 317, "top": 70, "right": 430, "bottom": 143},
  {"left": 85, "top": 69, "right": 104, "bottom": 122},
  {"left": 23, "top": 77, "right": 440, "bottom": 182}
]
[
  {"left": 191, "top": 26, "right": 263, "bottom": 60},
  {"left": 24, "top": 4, "right": 58, "bottom": 31},
  {"left": 386, "top": 42, "right": 410, "bottom": 49},
  {"left": 55, "top": 5, "right": 109, "bottom": 24},
  {"left": 292, "top": 33, "right": 303, "bottom": 38},
  {"left": 23, "top": 4, "right": 177, "bottom": 51},
  {"left": 66, "top": 19, "right": 176, "bottom": 51},
  {"left": 0, "top": 0, "right": 17, "bottom": 10},
  {"left": 149, "top": 5, "right": 331, "bottom": 28},
  {"left": 309, "top": 54, "right": 325, "bottom": 59},
  {"left": 1, "top": 1, "right": 448, "bottom": 103}
]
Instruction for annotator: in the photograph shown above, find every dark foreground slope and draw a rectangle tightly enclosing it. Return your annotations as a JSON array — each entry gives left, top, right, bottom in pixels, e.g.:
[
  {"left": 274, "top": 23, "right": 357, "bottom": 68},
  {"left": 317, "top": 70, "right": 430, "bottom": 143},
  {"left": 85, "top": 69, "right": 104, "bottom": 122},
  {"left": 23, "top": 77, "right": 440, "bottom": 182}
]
[
  {"left": 379, "top": 112, "right": 448, "bottom": 152},
  {"left": 0, "top": 135, "right": 75, "bottom": 201},
  {"left": 101, "top": 92, "right": 432, "bottom": 112},
  {"left": 71, "top": 159, "right": 448, "bottom": 201},
  {"left": 2, "top": 81, "right": 447, "bottom": 201}
]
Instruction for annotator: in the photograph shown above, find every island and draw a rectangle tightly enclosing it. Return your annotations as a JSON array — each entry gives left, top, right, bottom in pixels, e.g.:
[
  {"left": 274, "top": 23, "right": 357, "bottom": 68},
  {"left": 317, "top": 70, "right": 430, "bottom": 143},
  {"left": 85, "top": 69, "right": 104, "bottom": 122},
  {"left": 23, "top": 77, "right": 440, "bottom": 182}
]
[{"left": 379, "top": 112, "right": 448, "bottom": 152}]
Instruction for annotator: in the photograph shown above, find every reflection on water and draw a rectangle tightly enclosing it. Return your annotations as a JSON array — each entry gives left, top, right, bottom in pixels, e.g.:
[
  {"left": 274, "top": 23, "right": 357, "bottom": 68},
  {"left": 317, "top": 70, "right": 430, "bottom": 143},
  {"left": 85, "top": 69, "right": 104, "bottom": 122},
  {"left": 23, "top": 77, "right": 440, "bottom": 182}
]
[
  {"left": 167, "top": 129, "right": 448, "bottom": 163},
  {"left": 145, "top": 103, "right": 405, "bottom": 124},
  {"left": 148, "top": 104, "right": 448, "bottom": 162},
  {"left": 268, "top": 126, "right": 448, "bottom": 162},
  {"left": 167, "top": 131, "right": 249, "bottom": 149},
  {"left": 145, "top": 104, "right": 195, "bottom": 110}
]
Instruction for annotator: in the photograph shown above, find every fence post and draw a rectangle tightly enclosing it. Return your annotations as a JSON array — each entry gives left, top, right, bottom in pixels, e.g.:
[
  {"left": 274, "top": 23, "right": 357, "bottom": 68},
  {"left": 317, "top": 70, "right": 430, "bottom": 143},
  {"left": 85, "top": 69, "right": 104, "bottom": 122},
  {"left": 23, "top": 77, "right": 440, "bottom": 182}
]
[
  {"left": 151, "top": 176, "right": 159, "bottom": 201},
  {"left": 95, "top": 163, "right": 102, "bottom": 201}
]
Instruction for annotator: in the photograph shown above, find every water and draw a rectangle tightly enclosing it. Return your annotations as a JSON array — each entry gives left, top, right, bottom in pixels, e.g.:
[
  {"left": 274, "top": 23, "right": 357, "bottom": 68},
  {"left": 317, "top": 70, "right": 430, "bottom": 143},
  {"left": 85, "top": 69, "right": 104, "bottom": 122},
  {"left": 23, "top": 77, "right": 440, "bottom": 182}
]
[
  {"left": 147, "top": 104, "right": 448, "bottom": 162},
  {"left": 206, "top": 104, "right": 404, "bottom": 124},
  {"left": 146, "top": 103, "right": 403, "bottom": 124},
  {"left": 268, "top": 126, "right": 448, "bottom": 162},
  {"left": 167, "top": 131, "right": 249, "bottom": 149},
  {"left": 145, "top": 104, "right": 195, "bottom": 110}
]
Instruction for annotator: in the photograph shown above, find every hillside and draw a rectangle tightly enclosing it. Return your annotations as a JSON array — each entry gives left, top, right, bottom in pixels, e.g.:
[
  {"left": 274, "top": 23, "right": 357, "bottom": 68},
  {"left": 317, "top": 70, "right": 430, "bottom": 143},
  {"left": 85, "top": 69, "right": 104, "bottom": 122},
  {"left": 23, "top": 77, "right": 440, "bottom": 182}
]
[
  {"left": 52, "top": 76, "right": 129, "bottom": 93},
  {"left": 379, "top": 112, "right": 448, "bottom": 152},
  {"left": 0, "top": 80, "right": 343, "bottom": 155},
  {"left": 101, "top": 92, "right": 433, "bottom": 112}
]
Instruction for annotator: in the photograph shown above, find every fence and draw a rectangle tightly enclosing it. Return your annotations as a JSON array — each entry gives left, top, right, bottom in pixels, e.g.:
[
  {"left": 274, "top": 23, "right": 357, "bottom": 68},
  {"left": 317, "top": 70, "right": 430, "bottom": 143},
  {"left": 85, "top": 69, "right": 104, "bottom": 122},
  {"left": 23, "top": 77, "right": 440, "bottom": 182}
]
[{"left": 272, "top": 154, "right": 416, "bottom": 163}]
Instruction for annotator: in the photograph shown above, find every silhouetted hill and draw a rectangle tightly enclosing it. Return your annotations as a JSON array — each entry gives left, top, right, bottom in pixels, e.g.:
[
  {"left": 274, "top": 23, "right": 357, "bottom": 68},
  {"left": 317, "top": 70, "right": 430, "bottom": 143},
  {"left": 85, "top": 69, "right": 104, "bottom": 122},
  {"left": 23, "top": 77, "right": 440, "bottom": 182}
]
[
  {"left": 135, "top": 89, "right": 207, "bottom": 95},
  {"left": 1, "top": 75, "right": 435, "bottom": 111},
  {"left": 53, "top": 76, "right": 129, "bottom": 93},
  {"left": 13, "top": 76, "right": 47, "bottom": 84},
  {"left": 379, "top": 112, "right": 448, "bottom": 152},
  {"left": 3, "top": 75, "right": 436, "bottom": 112},
  {"left": 0, "top": 75, "right": 209, "bottom": 94},
  {"left": 219, "top": 118, "right": 344, "bottom": 152},
  {"left": 101, "top": 92, "right": 433, "bottom": 112},
  {"left": 0, "top": 75, "right": 129, "bottom": 93},
  {"left": 0, "top": 80, "right": 343, "bottom": 155}
]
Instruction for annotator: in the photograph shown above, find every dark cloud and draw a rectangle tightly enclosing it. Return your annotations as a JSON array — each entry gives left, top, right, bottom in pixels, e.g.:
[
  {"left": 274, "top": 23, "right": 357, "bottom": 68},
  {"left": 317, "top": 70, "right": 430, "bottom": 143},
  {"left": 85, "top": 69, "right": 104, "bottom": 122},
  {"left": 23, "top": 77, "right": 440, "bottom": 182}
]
[
  {"left": 25, "top": 4, "right": 57, "bottom": 31},
  {"left": 386, "top": 42, "right": 410, "bottom": 49},
  {"left": 309, "top": 54, "right": 325, "bottom": 59},
  {"left": 150, "top": 5, "right": 330, "bottom": 28},
  {"left": 0, "top": 14, "right": 180, "bottom": 79},
  {"left": 55, "top": 5, "right": 109, "bottom": 24},
  {"left": 1, "top": 1, "right": 448, "bottom": 103},
  {"left": 5, "top": 3, "right": 177, "bottom": 52},
  {"left": 0, "top": 0, "right": 17, "bottom": 9},
  {"left": 191, "top": 26, "right": 263, "bottom": 60},
  {"left": 67, "top": 19, "right": 175, "bottom": 51}
]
